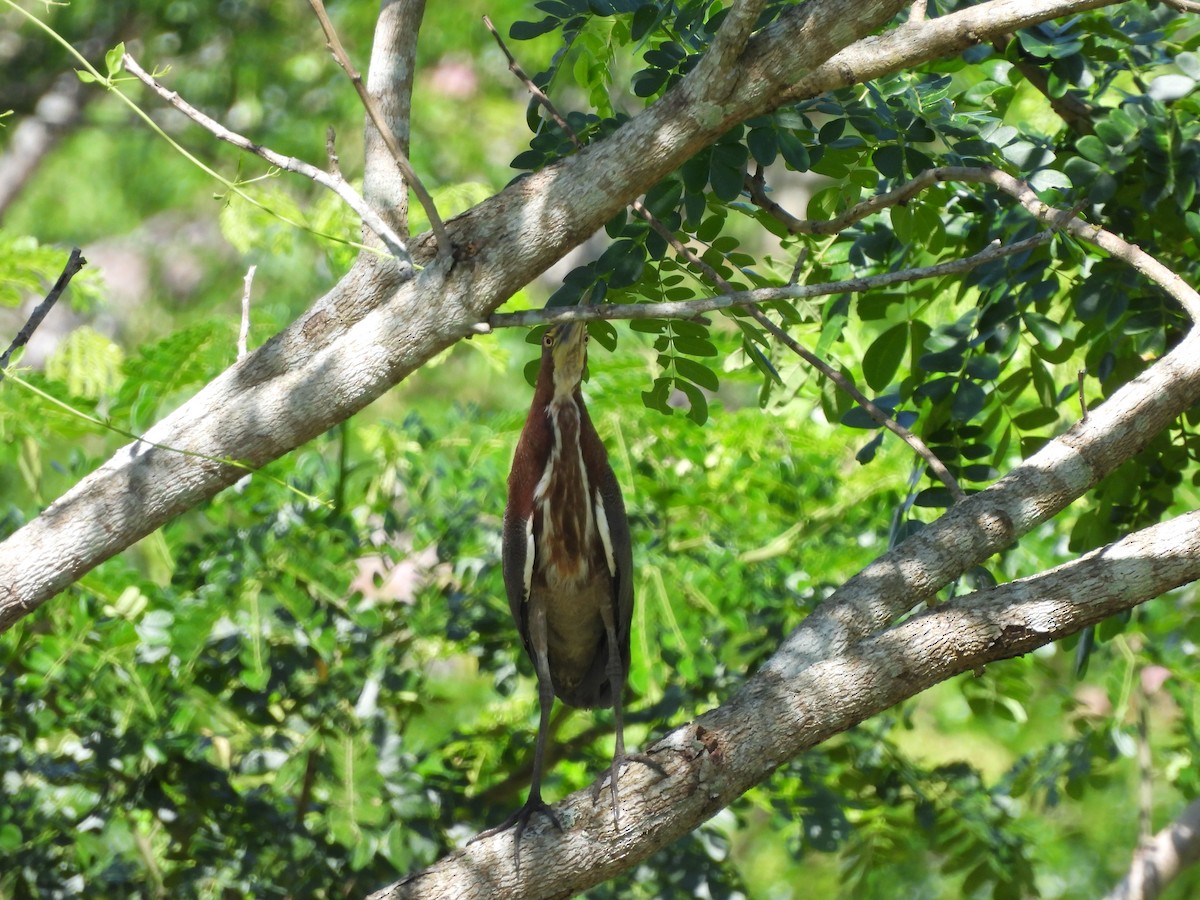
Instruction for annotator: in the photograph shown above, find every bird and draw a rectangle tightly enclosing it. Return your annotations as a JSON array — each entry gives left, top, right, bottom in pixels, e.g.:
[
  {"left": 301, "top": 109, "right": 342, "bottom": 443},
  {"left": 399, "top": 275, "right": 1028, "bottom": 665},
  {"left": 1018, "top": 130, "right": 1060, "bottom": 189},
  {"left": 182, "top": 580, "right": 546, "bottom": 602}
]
[{"left": 476, "top": 320, "right": 661, "bottom": 864}]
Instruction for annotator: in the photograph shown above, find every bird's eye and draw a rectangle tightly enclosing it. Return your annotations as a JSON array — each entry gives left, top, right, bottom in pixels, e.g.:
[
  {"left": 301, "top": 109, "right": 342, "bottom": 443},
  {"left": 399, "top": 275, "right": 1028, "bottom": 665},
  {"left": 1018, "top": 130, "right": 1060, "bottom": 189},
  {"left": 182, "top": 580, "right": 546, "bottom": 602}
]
[
  {"left": 583, "top": 333, "right": 590, "bottom": 344},
  {"left": 542, "top": 332, "right": 553, "bottom": 347}
]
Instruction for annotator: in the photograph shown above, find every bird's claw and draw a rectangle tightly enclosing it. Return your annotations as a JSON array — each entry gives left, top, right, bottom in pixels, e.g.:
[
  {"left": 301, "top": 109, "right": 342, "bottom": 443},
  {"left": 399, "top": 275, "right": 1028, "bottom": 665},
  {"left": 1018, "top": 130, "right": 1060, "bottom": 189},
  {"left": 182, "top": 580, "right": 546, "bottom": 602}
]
[
  {"left": 592, "top": 752, "right": 668, "bottom": 830},
  {"left": 471, "top": 796, "right": 563, "bottom": 874}
]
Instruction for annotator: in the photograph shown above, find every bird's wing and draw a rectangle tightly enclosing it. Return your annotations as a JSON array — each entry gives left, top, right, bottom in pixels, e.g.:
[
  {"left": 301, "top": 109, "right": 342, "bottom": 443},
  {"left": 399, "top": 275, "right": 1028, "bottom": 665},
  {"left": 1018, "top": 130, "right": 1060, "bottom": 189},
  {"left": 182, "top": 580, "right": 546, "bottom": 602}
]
[{"left": 596, "top": 466, "right": 634, "bottom": 670}]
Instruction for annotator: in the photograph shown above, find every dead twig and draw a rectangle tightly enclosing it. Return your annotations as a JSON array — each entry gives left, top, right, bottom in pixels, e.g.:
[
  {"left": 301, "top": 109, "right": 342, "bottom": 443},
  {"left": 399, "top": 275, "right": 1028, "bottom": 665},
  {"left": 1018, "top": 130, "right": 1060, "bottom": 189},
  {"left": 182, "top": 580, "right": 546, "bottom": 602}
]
[{"left": 0, "top": 247, "right": 86, "bottom": 382}]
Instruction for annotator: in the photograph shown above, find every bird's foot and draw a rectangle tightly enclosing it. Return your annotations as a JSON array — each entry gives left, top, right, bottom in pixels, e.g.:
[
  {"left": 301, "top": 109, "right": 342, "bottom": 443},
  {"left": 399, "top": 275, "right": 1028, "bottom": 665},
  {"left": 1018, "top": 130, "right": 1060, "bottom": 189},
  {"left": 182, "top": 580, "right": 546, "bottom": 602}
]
[
  {"left": 592, "top": 751, "right": 668, "bottom": 830},
  {"left": 470, "top": 796, "right": 563, "bottom": 873}
]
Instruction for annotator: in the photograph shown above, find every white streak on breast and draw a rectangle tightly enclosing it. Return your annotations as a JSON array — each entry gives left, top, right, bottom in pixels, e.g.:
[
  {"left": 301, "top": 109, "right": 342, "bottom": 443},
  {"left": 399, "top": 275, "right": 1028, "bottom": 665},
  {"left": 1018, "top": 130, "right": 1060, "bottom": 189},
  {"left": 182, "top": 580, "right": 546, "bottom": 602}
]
[
  {"left": 594, "top": 488, "right": 616, "bottom": 577},
  {"left": 523, "top": 516, "right": 535, "bottom": 602}
]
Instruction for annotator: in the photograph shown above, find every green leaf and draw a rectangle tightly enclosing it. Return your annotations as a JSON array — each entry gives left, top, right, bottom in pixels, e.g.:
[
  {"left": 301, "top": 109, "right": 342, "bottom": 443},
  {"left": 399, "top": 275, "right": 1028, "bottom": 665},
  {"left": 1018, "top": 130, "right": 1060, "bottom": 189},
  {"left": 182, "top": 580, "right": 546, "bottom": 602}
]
[
  {"left": 105, "top": 42, "right": 126, "bottom": 77},
  {"left": 873, "top": 145, "right": 904, "bottom": 178},
  {"left": 951, "top": 380, "right": 986, "bottom": 422},
  {"left": 674, "top": 356, "right": 719, "bottom": 391},
  {"left": 672, "top": 336, "right": 718, "bottom": 357},
  {"left": 674, "top": 377, "right": 709, "bottom": 425},
  {"left": 510, "top": 17, "right": 560, "bottom": 39},
  {"left": 776, "top": 130, "right": 811, "bottom": 171},
  {"left": 862, "top": 323, "right": 908, "bottom": 392},
  {"left": 1024, "top": 312, "right": 1063, "bottom": 350}
]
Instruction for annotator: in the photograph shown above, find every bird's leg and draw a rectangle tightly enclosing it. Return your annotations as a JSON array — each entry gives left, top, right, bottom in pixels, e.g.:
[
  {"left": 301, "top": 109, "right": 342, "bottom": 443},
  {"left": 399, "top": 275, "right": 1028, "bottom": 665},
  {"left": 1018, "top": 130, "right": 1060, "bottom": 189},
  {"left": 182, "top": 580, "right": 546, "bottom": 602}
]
[
  {"left": 471, "top": 602, "right": 562, "bottom": 872},
  {"left": 592, "top": 602, "right": 666, "bottom": 830}
]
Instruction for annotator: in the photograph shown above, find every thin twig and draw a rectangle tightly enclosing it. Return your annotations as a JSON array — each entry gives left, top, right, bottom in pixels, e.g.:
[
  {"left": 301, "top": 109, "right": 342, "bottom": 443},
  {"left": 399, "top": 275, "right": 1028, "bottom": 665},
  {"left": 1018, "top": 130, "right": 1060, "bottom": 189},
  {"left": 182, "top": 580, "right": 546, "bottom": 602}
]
[
  {"left": 238, "top": 265, "right": 256, "bottom": 360},
  {"left": 909, "top": 0, "right": 928, "bottom": 22},
  {"left": 0, "top": 247, "right": 85, "bottom": 382},
  {"left": 308, "top": 0, "right": 450, "bottom": 260},
  {"left": 488, "top": 232, "right": 1053, "bottom": 327},
  {"left": 484, "top": 15, "right": 582, "bottom": 147},
  {"left": 1078, "top": 369, "right": 1088, "bottom": 422},
  {"left": 752, "top": 308, "right": 967, "bottom": 503},
  {"left": 1162, "top": 0, "right": 1200, "bottom": 13},
  {"left": 123, "top": 54, "right": 411, "bottom": 266}
]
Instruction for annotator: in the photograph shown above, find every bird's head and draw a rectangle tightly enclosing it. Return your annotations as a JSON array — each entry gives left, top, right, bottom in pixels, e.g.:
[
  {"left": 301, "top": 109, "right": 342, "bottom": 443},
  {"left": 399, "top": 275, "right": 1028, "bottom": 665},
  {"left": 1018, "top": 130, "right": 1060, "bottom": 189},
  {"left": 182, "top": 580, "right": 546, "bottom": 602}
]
[{"left": 544, "top": 321, "right": 588, "bottom": 400}]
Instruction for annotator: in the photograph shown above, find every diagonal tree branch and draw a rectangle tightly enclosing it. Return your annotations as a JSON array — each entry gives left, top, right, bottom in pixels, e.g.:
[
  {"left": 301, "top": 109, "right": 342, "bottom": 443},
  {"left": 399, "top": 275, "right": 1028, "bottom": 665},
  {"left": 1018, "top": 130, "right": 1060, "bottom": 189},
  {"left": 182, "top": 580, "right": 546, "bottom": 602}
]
[
  {"left": 121, "top": 53, "right": 411, "bottom": 264},
  {"left": 372, "top": 510, "right": 1200, "bottom": 898},
  {"left": 0, "top": 247, "right": 86, "bottom": 380}
]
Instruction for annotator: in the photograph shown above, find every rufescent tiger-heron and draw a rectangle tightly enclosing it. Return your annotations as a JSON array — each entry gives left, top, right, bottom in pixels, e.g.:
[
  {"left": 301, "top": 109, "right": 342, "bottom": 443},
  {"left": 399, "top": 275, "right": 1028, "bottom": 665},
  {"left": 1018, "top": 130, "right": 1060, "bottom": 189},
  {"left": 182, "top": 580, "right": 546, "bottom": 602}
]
[{"left": 477, "top": 320, "right": 662, "bottom": 861}]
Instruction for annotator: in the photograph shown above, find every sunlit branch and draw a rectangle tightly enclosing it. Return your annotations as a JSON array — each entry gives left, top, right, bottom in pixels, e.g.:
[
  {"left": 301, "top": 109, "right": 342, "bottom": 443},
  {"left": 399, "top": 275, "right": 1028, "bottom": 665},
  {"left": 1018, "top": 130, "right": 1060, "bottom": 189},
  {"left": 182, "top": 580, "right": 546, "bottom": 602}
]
[{"left": 122, "top": 54, "right": 412, "bottom": 265}]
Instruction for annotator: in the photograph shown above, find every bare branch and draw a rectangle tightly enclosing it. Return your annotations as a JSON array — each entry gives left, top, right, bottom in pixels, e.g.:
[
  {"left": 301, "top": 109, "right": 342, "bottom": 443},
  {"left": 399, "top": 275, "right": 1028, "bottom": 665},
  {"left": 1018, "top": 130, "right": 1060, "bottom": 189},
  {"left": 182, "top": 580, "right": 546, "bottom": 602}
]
[
  {"left": 122, "top": 53, "right": 412, "bottom": 266},
  {"left": 0, "top": 247, "right": 85, "bottom": 381},
  {"left": 308, "top": 0, "right": 450, "bottom": 259},
  {"left": 1107, "top": 798, "right": 1200, "bottom": 900},
  {"left": 488, "top": 232, "right": 1053, "bottom": 327},
  {"left": 482, "top": 15, "right": 582, "bottom": 150},
  {"left": 1162, "top": 0, "right": 1200, "bottom": 13}
]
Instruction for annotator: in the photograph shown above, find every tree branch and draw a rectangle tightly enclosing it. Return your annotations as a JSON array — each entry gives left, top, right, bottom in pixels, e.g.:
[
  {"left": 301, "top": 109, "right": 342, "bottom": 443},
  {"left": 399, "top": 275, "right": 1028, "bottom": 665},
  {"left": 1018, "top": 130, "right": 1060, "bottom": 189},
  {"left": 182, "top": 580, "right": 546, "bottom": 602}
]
[
  {"left": 121, "top": 53, "right": 411, "bottom": 266},
  {"left": 308, "top": 0, "right": 449, "bottom": 259},
  {"left": 0, "top": 247, "right": 85, "bottom": 381},
  {"left": 487, "top": 233, "right": 1053, "bottom": 328},
  {"left": 1107, "top": 798, "right": 1200, "bottom": 900},
  {"left": 372, "top": 511, "right": 1200, "bottom": 899}
]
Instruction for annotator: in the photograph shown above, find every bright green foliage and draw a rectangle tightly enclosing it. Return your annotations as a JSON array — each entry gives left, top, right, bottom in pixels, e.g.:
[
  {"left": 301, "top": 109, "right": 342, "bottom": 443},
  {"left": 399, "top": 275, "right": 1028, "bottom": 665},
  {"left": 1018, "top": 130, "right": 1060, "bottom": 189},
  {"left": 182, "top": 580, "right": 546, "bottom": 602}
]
[{"left": 4, "top": 1, "right": 1200, "bottom": 898}]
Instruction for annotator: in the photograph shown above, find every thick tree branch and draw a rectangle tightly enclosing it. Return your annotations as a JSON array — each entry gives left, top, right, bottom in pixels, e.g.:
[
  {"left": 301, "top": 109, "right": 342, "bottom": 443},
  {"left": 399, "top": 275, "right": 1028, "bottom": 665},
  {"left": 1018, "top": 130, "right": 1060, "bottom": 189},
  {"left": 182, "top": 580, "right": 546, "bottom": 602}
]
[
  {"left": 373, "top": 511, "right": 1200, "bottom": 899},
  {"left": 1107, "top": 798, "right": 1200, "bottom": 900},
  {"left": 122, "top": 53, "right": 411, "bottom": 264}
]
